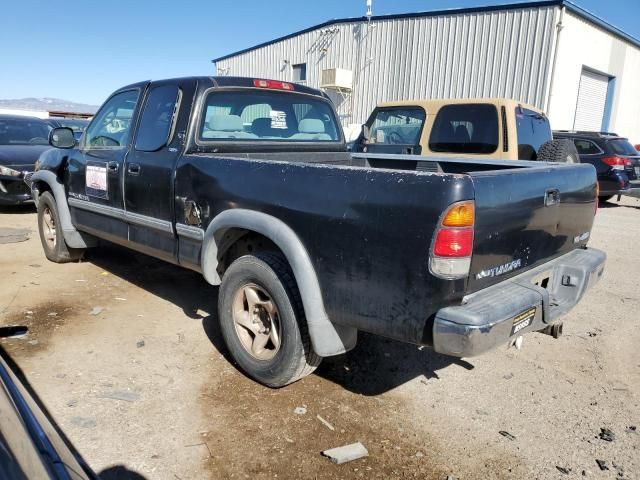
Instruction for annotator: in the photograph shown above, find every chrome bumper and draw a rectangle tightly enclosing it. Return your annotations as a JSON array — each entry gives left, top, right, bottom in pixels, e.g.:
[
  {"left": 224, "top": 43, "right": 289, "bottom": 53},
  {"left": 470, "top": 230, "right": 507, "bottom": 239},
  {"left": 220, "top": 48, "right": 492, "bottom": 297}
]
[{"left": 433, "top": 248, "right": 606, "bottom": 357}]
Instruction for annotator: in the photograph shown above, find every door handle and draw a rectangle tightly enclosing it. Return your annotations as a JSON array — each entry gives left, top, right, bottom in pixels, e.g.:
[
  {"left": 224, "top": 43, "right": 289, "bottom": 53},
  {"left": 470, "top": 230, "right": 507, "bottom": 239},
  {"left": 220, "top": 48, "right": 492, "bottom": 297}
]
[
  {"left": 127, "top": 163, "right": 141, "bottom": 175},
  {"left": 107, "top": 161, "right": 119, "bottom": 173}
]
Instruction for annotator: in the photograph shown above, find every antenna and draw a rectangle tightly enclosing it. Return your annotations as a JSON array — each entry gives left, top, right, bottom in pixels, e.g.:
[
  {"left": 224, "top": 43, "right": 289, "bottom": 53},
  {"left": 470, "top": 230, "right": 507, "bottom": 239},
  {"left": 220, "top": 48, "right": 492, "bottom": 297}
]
[{"left": 366, "top": 0, "right": 372, "bottom": 20}]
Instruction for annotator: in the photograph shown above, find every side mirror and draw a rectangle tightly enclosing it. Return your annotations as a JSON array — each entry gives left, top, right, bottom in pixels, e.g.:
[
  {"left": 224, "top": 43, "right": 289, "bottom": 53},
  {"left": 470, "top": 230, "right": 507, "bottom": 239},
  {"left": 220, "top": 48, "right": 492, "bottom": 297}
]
[
  {"left": 635, "top": 144, "right": 640, "bottom": 153},
  {"left": 49, "top": 127, "right": 76, "bottom": 149}
]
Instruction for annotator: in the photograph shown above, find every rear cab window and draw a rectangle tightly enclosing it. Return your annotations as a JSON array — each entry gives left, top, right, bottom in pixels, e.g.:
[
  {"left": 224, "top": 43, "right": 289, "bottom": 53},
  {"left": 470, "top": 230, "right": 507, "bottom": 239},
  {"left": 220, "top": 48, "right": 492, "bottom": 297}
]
[
  {"left": 429, "top": 104, "right": 498, "bottom": 154},
  {"left": 198, "top": 89, "right": 340, "bottom": 143},
  {"left": 367, "top": 107, "right": 425, "bottom": 146},
  {"left": 515, "top": 107, "right": 552, "bottom": 160}
]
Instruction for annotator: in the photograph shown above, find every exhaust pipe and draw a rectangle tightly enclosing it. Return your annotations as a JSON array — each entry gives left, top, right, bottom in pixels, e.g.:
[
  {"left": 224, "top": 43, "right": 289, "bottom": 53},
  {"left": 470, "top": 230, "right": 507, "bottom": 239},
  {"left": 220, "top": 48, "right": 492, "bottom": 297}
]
[{"left": 541, "top": 323, "right": 563, "bottom": 339}]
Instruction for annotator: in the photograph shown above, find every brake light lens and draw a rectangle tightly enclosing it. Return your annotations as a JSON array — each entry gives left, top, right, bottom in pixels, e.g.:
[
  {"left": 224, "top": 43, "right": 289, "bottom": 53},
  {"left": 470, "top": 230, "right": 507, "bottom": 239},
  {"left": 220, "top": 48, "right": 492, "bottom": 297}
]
[
  {"left": 434, "top": 228, "right": 473, "bottom": 256},
  {"left": 253, "top": 79, "right": 294, "bottom": 91},
  {"left": 602, "top": 156, "right": 630, "bottom": 170},
  {"left": 430, "top": 201, "right": 475, "bottom": 279},
  {"left": 595, "top": 182, "right": 599, "bottom": 214}
]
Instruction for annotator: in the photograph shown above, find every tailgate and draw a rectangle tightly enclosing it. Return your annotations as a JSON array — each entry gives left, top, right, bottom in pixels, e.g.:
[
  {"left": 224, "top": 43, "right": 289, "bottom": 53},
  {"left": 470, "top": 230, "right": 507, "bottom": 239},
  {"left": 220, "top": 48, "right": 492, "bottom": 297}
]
[{"left": 467, "top": 163, "right": 597, "bottom": 293}]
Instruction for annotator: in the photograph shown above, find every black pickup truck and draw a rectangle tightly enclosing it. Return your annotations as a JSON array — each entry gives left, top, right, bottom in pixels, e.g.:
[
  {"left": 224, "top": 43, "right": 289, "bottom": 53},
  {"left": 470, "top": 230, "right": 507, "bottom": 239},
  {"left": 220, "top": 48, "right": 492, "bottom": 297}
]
[{"left": 28, "top": 76, "right": 605, "bottom": 387}]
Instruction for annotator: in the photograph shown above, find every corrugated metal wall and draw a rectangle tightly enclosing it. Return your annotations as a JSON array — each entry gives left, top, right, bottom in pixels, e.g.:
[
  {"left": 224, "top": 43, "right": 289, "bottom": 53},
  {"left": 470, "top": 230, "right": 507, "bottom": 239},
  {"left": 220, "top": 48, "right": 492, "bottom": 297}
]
[{"left": 215, "top": 5, "right": 558, "bottom": 125}]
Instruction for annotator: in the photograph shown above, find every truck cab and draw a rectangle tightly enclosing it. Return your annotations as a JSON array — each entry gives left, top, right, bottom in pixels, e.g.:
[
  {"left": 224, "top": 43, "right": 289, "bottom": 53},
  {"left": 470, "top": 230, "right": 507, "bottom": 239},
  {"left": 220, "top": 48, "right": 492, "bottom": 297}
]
[{"left": 353, "top": 98, "right": 577, "bottom": 163}]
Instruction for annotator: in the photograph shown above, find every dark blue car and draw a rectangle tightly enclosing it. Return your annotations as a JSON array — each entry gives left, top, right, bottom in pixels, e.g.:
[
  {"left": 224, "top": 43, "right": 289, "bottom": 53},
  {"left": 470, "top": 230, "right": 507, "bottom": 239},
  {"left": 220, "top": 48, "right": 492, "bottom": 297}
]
[
  {"left": 554, "top": 130, "right": 640, "bottom": 201},
  {"left": 0, "top": 115, "right": 53, "bottom": 205}
]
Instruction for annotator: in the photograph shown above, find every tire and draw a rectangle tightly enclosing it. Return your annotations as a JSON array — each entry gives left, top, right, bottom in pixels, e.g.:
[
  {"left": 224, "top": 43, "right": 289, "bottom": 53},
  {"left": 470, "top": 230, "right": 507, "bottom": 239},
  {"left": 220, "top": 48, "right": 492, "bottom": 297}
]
[
  {"left": 218, "top": 252, "right": 321, "bottom": 387},
  {"left": 537, "top": 139, "right": 580, "bottom": 163},
  {"left": 598, "top": 195, "right": 614, "bottom": 202},
  {"left": 37, "top": 191, "right": 84, "bottom": 263}
]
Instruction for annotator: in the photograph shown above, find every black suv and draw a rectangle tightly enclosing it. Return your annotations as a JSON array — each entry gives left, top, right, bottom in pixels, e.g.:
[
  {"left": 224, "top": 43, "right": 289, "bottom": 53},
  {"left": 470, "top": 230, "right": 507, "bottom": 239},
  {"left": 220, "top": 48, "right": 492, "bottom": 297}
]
[{"left": 554, "top": 131, "right": 640, "bottom": 201}]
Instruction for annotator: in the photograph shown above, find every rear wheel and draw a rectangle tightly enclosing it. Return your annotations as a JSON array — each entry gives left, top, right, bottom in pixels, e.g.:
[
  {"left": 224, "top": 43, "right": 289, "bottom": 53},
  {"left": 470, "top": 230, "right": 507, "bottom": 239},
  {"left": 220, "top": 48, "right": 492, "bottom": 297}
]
[
  {"left": 37, "top": 191, "right": 84, "bottom": 263},
  {"left": 537, "top": 139, "right": 580, "bottom": 163},
  {"left": 218, "top": 252, "right": 321, "bottom": 387}
]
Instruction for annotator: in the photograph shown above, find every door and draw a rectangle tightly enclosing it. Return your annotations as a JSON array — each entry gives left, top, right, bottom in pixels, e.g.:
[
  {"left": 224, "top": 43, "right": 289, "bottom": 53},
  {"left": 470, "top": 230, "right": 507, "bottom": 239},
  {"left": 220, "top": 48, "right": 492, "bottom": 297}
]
[
  {"left": 67, "top": 88, "right": 142, "bottom": 243},
  {"left": 573, "top": 69, "right": 610, "bottom": 131},
  {"left": 124, "top": 80, "right": 194, "bottom": 261}
]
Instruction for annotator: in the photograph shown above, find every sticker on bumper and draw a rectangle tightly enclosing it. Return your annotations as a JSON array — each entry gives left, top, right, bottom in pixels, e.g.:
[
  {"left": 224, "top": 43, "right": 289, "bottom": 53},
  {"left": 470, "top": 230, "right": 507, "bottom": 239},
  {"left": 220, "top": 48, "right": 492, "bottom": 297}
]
[{"left": 510, "top": 307, "right": 536, "bottom": 336}]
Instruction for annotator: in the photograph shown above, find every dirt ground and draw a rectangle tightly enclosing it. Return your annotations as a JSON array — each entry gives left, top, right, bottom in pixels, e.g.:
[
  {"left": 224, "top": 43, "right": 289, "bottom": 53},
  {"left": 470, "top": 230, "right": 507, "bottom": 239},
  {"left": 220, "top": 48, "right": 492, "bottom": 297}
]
[{"left": 0, "top": 196, "right": 638, "bottom": 480}]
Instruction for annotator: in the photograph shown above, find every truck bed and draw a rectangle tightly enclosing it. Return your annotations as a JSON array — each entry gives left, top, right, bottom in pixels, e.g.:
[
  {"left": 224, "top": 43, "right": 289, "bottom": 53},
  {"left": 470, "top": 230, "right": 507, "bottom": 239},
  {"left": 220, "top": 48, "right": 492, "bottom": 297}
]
[{"left": 177, "top": 150, "right": 597, "bottom": 346}]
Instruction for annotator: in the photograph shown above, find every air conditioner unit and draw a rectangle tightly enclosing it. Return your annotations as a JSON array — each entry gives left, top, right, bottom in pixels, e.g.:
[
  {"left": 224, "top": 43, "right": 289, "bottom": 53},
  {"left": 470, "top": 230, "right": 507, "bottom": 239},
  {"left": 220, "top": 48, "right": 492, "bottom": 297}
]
[{"left": 321, "top": 68, "right": 353, "bottom": 90}]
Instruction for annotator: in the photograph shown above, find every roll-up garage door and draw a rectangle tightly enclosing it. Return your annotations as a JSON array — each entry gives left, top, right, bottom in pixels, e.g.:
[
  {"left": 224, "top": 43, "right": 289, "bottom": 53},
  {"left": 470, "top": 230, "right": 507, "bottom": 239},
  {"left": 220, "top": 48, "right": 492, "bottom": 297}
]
[{"left": 573, "top": 69, "right": 610, "bottom": 131}]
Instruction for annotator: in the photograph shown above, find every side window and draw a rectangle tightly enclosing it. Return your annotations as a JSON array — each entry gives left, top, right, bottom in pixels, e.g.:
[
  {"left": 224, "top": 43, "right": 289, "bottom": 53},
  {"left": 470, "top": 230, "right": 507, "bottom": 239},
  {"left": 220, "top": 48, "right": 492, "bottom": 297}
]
[
  {"left": 135, "top": 85, "right": 181, "bottom": 152},
  {"left": 84, "top": 90, "right": 139, "bottom": 149},
  {"left": 429, "top": 104, "right": 498, "bottom": 154},
  {"left": 573, "top": 139, "right": 601, "bottom": 155},
  {"left": 368, "top": 108, "right": 425, "bottom": 145},
  {"left": 515, "top": 107, "right": 552, "bottom": 160}
]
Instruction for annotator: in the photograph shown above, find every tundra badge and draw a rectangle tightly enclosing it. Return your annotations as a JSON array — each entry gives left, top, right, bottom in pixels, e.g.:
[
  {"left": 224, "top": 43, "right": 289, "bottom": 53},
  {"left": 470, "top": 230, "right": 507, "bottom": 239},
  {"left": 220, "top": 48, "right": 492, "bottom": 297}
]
[{"left": 475, "top": 259, "right": 522, "bottom": 280}]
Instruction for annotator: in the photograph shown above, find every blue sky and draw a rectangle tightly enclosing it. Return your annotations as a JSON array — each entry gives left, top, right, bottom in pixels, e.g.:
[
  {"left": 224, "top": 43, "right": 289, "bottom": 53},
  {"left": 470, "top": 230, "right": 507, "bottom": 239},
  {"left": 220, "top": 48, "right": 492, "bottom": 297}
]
[{"left": 1, "top": 0, "right": 638, "bottom": 106}]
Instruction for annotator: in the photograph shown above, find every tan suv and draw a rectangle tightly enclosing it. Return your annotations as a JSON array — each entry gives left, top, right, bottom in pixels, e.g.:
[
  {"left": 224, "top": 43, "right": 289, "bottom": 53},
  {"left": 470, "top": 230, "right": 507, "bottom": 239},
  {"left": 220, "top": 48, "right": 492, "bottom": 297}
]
[{"left": 353, "top": 98, "right": 578, "bottom": 163}]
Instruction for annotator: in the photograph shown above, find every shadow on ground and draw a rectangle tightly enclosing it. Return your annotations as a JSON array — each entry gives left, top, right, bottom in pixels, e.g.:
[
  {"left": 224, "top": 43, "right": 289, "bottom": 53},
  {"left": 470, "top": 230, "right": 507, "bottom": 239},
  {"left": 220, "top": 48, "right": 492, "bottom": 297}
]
[
  {"left": 0, "top": 346, "right": 148, "bottom": 480},
  {"left": 599, "top": 197, "right": 640, "bottom": 209},
  {"left": 0, "top": 205, "right": 36, "bottom": 215},
  {"left": 86, "top": 244, "right": 473, "bottom": 395},
  {"left": 99, "top": 465, "right": 148, "bottom": 479}
]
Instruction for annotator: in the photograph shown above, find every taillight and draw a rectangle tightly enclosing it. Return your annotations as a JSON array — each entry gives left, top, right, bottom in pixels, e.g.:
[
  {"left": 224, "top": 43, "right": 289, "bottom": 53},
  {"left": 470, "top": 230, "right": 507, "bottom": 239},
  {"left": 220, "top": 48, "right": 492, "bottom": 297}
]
[
  {"left": 434, "top": 229, "right": 473, "bottom": 256},
  {"left": 595, "top": 182, "right": 599, "bottom": 214},
  {"left": 430, "top": 201, "right": 474, "bottom": 279},
  {"left": 253, "top": 79, "right": 294, "bottom": 91},
  {"left": 602, "top": 156, "right": 630, "bottom": 170}
]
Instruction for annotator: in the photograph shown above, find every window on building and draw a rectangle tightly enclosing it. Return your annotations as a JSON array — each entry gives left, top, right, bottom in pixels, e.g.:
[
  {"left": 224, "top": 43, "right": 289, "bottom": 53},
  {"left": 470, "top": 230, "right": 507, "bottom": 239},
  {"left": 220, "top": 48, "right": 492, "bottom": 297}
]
[
  {"left": 515, "top": 107, "right": 552, "bottom": 159},
  {"left": 573, "top": 139, "right": 602, "bottom": 155},
  {"left": 292, "top": 63, "right": 307, "bottom": 83},
  {"left": 135, "top": 85, "right": 181, "bottom": 152},
  {"left": 429, "top": 104, "right": 499, "bottom": 154},
  {"left": 367, "top": 107, "right": 426, "bottom": 145}
]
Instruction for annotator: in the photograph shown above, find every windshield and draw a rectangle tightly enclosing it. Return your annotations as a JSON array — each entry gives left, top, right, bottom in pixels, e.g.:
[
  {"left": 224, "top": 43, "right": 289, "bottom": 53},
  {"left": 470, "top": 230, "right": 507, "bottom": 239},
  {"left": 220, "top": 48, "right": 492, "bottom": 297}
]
[
  {"left": 609, "top": 139, "right": 638, "bottom": 156},
  {"left": 199, "top": 90, "right": 340, "bottom": 142},
  {"left": 0, "top": 117, "right": 51, "bottom": 145},
  {"left": 368, "top": 107, "right": 425, "bottom": 145},
  {"left": 50, "top": 118, "right": 90, "bottom": 133}
]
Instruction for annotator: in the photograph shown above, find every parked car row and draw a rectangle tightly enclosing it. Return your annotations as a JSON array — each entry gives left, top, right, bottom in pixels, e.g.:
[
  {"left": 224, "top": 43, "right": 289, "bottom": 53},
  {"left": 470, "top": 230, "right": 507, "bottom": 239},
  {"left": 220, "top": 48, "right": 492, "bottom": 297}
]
[
  {"left": 0, "top": 115, "right": 88, "bottom": 205},
  {"left": 553, "top": 130, "right": 640, "bottom": 201}
]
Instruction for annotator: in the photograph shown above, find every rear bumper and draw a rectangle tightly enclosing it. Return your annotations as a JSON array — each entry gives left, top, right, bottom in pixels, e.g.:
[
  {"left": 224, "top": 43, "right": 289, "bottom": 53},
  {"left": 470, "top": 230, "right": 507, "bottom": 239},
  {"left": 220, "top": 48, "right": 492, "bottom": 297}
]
[{"left": 433, "top": 248, "right": 606, "bottom": 357}]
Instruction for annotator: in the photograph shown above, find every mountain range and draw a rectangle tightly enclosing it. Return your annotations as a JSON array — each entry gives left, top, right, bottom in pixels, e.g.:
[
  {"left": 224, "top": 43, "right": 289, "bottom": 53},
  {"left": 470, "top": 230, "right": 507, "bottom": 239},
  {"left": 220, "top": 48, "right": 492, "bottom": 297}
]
[{"left": 0, "top": 97, "right": 99, "bottom": 114}]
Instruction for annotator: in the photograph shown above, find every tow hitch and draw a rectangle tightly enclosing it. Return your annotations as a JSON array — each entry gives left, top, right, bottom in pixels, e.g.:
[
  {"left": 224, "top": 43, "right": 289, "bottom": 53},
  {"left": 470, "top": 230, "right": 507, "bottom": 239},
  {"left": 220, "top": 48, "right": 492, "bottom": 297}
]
[{"left": 540, "top": 323, "right": 564, "bottom": 339}]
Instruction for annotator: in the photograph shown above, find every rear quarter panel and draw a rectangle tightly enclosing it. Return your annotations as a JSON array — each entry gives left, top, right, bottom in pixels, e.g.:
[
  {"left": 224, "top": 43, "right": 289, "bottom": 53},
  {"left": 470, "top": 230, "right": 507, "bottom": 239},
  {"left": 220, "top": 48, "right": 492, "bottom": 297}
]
[{"left": 175, "top": 155, "right": 474, "bottom": 345}]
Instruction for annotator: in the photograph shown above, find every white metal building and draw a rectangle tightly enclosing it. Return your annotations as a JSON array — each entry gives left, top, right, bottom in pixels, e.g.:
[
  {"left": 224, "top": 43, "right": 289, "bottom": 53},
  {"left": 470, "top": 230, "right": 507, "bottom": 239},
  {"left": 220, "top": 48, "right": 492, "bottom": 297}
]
[{"left": 212, "top": 0, "right": 640, "bottom": 141}]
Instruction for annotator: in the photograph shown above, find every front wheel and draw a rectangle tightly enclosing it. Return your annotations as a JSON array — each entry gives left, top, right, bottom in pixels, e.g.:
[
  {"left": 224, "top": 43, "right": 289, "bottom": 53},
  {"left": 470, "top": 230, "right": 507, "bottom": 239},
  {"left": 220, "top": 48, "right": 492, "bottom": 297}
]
[
  {"left": 218, "top": 252, "right": 321, "bottom": 387},
  {"left": 37, "top": 191, "right": 84, "bottom": 263}
]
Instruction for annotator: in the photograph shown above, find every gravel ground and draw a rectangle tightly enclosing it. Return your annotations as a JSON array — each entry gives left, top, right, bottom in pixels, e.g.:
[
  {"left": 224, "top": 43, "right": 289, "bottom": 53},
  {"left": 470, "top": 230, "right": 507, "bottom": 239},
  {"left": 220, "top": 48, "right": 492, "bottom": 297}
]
[{"left": 0, "top": 196, "right": 638, "bottom": 480}]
